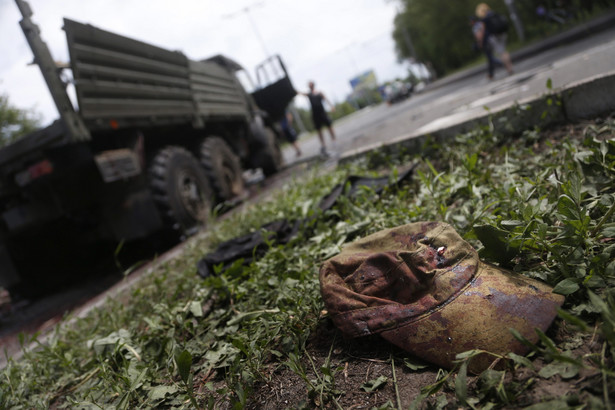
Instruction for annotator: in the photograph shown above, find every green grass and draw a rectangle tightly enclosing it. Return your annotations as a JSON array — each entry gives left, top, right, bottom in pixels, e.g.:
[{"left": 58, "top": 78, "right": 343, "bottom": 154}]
[{"left": 1, "top": 116, "right": 614, "bottom": 408}]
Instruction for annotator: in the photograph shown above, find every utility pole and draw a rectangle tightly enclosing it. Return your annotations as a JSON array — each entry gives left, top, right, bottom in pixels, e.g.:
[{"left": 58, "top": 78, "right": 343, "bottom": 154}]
[
  {"left": 401, "top": 27, "right": 416, "bottom": 61},
  {"left": 223, "top": 1, "right": 306, "bottom": 133},
  {"left": 345, "top": 44, "right": 361, "bottom": 75},
  {"left": 396, "top": 6, "right": 416, "bottom": 61},
  {"left": 223, "top": 2, "right": 270, "bottom": 58},
  {"left": 503, "top": 0, "right": 525, "bottom": 42}
]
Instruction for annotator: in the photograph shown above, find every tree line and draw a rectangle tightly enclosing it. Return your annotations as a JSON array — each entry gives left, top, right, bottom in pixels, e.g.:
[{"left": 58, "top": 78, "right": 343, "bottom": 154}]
[
  {"left": 392, "top": 0, "right": 615, "bottom": 77},
  {"left": 0, "top": 93, "right": 40, "bottom": 148}
]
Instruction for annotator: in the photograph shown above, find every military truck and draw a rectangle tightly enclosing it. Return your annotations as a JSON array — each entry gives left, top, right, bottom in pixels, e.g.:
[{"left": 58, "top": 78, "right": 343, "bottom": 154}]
[{"left": 0, "top": 1, "right": 297, "bottom": 294}]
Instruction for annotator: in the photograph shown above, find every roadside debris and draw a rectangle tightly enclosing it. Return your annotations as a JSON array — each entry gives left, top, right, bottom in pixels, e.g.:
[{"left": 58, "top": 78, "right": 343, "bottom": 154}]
[{"left": 197, "top": 165, "right": 417, "bottom": 278}]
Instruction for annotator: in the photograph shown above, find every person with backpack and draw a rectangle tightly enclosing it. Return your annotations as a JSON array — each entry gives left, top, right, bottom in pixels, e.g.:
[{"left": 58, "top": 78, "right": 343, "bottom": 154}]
[
  {"left": 474, "top": 3, "right": 513, "bottom": 79},
  {"left": 470, "top": 15, "right": 502, "bottom": 80}
]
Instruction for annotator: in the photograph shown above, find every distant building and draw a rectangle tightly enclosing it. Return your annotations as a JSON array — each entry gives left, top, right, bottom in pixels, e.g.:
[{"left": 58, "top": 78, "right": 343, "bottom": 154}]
[
  {"left": 348, "top": 70, "right": 379, "bottom": 107},
  {"left": 349, "top": 70, "right": 378, "bottom": 91}
]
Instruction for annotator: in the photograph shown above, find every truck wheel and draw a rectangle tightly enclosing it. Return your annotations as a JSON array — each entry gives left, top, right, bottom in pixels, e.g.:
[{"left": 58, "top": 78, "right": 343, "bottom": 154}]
[
  {"left": 149, "top": 146, "right": 212, "bottom": 235},
  {"left": 200, "top": 137, "right": 245, "bottom": 202},
  {"left": 255, "top": 127, "right": 284, "bottom": 176}
]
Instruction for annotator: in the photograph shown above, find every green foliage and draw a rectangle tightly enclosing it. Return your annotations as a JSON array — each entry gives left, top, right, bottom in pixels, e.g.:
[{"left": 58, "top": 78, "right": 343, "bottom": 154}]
[
  {"left": 361, "top": 375, "right": 388, "bottom": 392},
  {"left": 393, "top": 0, "right": 482, "bottom": 76},
  {"left": 330, "top": 101, "right": 357, "bottom": 121},
  {"left": 294, "top": 106, "right": 315, "bottom": 133},
  {"left": 406, "top": 117, "right": 615, "bottom": 408},
  {"left": 0, "top": 92, "right": 41, "bottom": 147},
  {"left": 1, "top": 114, "right": 615, "bottom": 408},
  {"left": 346, "top": 87, "right": 384, "bottom": 110}
]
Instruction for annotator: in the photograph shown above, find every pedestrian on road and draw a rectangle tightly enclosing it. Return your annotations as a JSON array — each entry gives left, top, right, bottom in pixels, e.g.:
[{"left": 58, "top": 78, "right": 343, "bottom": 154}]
[
  {"left": 280, "top": 110, "right": 302, "bottom": 157},
  {"left": 470, "top": 15, "right": 502, "bottom": 79},
  {"left": 300, "top": 81, "right": 336, "bottom": 156},
  {"left": 474, "top": 3, "right": 513, "bottom": 80}
]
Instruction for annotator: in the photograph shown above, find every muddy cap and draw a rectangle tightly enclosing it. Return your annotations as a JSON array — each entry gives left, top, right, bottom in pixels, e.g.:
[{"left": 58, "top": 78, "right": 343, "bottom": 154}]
[{"left": 319, "top": 222, "right": 564, "bottom": 373}]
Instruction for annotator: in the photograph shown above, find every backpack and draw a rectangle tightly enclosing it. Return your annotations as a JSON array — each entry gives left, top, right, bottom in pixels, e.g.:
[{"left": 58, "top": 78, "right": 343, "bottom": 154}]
[{"left": 484, "top": 12, "right": 509, "bottom": 34}]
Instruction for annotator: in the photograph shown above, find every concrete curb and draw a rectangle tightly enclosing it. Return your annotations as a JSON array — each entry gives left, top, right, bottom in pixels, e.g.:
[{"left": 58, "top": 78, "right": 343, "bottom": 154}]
[
  {"left": 563, "top": 72, "right": 615, "bottom": 121},
  {"left": 338, "top": 70, "right": 615, "bottom": 165}
]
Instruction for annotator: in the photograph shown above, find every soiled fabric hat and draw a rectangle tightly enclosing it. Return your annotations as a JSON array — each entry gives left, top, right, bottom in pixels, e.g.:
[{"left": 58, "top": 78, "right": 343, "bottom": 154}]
[{"left": 319, "top": 222, "right": 564, "bottom": 373}]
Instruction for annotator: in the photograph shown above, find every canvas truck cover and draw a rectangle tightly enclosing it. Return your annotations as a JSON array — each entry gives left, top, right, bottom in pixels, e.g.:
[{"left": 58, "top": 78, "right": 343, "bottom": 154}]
[{"left": 64, "top": 19, "right": 251, "bottom": 131}]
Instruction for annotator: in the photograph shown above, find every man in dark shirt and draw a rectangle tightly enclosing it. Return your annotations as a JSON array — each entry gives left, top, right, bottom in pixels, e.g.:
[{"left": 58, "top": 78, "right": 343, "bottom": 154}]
[{"left": 302, "top": 81, "right": 336, "bottom": 156}]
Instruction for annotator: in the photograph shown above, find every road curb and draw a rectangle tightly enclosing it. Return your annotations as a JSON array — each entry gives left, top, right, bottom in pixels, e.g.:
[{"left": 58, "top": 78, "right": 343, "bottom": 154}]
[
  {"left": 338, "top": 70, "right": 615, "bottom": 165},
  {"left": 562, "top": 71, "right": 615, "bottom": 121}
]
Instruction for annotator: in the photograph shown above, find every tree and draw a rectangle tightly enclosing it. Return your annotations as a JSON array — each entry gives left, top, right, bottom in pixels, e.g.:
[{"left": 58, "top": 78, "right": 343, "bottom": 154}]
[
  {"left": 393, "top": 0, "right": 489, "bottom": 76},
  {"left": 0, "top": 93, "right": 41, "bottom": 147},
  {"left": 330, "top": 101, "right": 358, "bottom": 121},
  {"left": 294, "top": 107, "right": 315, "bottom": 133}
]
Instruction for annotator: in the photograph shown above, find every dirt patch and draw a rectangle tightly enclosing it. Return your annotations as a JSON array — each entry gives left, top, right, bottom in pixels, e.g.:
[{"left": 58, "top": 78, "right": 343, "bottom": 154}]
[
  {"left": 247, "top": 319, "right": 438, "bottom": 409},
  {"left": 240, "top": 318, "right": 609, "bottom": 409}
]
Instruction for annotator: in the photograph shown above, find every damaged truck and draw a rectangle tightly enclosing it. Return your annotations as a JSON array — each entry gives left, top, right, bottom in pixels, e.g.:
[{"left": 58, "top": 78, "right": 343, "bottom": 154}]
[{"left": 0, "top": 0, "right": 297, "bottom": 295}]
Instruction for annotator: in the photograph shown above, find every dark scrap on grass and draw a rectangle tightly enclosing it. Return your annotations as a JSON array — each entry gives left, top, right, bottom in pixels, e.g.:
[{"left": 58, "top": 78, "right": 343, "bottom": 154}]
[
  {"left": 196, "top": 165, "right": 417, "bottom": 278},
  {"left": 319, "top": 221, "right": 565, "bottom": 374}
]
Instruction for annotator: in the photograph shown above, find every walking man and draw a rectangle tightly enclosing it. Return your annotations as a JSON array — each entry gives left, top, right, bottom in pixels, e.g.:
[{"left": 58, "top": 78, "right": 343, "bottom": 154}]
[{"left": 301, "top": 81, "right": 336, "bottom": 156}]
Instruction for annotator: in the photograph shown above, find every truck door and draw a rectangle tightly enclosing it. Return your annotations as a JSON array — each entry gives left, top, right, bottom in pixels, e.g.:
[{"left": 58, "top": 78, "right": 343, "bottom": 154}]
[{"left": 251, "top": 55, "right": 297, "bottom": 122}]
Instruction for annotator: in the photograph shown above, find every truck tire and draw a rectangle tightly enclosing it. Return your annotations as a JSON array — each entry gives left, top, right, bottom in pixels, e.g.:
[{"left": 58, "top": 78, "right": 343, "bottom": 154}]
[
  {"left": 200, "top": 137, "right": 245, "bottom": 202},
  {"left": 149, "top": 146, "right": 212, "bottom": 235},
  {"left": 254, "top": 127, "right": 283, "bottom": 176}
]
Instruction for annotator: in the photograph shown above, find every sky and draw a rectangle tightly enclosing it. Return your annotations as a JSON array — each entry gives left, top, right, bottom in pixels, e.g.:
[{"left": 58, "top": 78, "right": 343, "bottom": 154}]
[{"left": 0, "top": 0, "right": 413, "bottom": 125}]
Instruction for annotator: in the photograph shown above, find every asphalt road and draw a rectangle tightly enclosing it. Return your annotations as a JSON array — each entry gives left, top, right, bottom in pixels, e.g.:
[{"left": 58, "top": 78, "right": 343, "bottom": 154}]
[{"left": 283, "top": 24, "right": 615, "bottom": 164}]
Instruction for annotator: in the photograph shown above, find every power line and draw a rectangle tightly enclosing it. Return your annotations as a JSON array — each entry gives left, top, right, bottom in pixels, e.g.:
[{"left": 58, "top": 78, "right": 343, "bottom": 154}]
[{"left": 222, "top": 1, "right": 270, "bottom": 58}]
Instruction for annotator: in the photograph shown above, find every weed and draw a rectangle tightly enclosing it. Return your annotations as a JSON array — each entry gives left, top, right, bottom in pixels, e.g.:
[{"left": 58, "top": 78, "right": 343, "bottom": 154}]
[{"left": 1, "top": 117, "right": 614, "bottom": 408}]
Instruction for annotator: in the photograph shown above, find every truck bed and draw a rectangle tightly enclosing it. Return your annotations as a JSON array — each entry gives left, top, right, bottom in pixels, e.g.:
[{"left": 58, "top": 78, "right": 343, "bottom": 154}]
[{"left": 64, "top": 19, "right": 251, "bottom": 131}]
